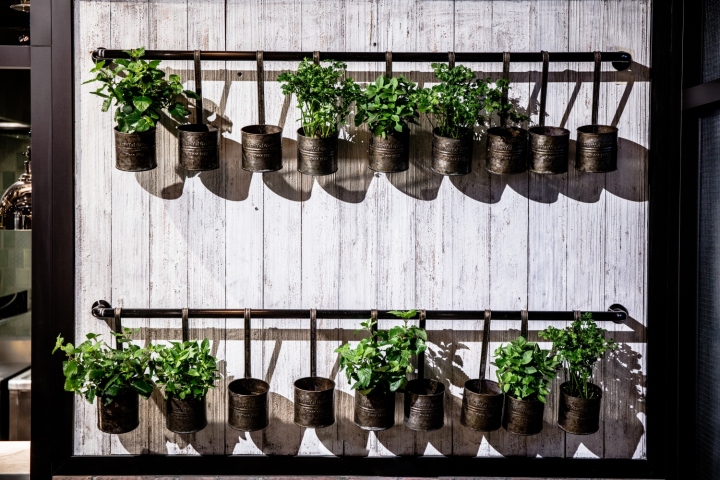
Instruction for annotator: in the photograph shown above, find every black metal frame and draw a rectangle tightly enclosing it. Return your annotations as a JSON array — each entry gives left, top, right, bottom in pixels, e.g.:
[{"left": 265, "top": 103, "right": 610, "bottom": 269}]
[{"left": 24, "top": 0, "right": 686, "bottom": 478}]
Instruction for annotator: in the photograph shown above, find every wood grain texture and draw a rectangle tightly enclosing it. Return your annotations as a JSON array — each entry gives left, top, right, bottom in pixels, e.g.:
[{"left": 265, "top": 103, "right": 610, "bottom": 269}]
[{"left": 73, "top": 0, "right": 650, "bottom": 459}]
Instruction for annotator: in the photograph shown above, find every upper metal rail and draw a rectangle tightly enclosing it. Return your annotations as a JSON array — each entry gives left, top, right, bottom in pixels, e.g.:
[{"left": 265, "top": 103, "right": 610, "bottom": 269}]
[{"left": 91, "top": 49, "right": 633, "bottom": 71}]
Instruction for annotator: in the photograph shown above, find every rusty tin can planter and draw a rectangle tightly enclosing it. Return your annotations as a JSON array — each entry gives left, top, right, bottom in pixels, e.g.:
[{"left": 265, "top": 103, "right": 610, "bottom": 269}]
[
  {"left": 528, "top": 126, "right": 570, "bottom": 174},
  {"left": 575, "top": 125, "right": 618, "bottom": 173},
  {"left": 431, "top": 128, "right": 473, "bottom": 176},
  {"left": 241, "top": 125, "right": 283, "bottom": 173},
  {"left": 227, "top": 378, "right": 270, "bottom": 432},
  {"left": 557, "top": 381, "right": 602, "bottom": 435},
  {"left": 178, "top": 124, "right": 220, "bottom": 171},
  {"left": 166, "top": 395, "right": 207, "bottom": 434},
  {"left": 502, "top": 394, "right": 545, "bottom": 436},
  {"left": 297, "top": 128, "right": 338, "bottom": 176},
  {"left": 354, "top": 390, "right": 395, "bottom": 431},
  {"left": 368, "top": 130, "right": 410, "bottom": 173},
  {"left": 114, "top": 127, "right": 157, "bottom": 172},
  {"left": 293, "top": 376, "right": 335, "bottom": 428},
  {"left": 460, "top": 379, "right": 504, "bottom": 432},
  {"left": 403, "top": 379, "right": 445, "bottom": 431},
  {"left": 485, "top": 127, "right": 528, "bottom": 175},
  {"left": 97, "top": 390, "right": 140, "bottom": 434}
]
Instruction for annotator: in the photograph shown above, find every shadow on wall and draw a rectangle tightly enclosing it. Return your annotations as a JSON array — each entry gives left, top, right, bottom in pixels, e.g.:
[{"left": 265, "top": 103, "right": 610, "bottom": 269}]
[{"left": 129, "top": 65, "right": 648, "bottom": 205}]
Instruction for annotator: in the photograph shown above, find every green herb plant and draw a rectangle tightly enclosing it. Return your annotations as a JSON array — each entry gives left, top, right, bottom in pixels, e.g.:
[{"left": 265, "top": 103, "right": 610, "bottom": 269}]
[
  {"left": 483, "top": 78, "right": 530, "bottom": 127},
  {"left": 539, "top": 312, "right": 617, "bottom": 399},
  {"left": 152, "top": 338, "right": 219, "bottom": 400},
  {"left": 336, "top": 310, "right": 427, "bottom": 396},
  {"left": 415, "top": 63, "right": 493, "bottom": 139},
  {"left": 278, "top": 59, "right": 360, "bottom": 138},
  {"left": 52, "top": 329, "right": 155, "bottom": 405},
  {"left": 354, "top": 75, "right": 419, "bottom": 138},
  {"left": 85, "top": 47, "right": 199, "bottom": 133},
  {"left": 492, "top": 336, "right": 560, "bottom": 403}
]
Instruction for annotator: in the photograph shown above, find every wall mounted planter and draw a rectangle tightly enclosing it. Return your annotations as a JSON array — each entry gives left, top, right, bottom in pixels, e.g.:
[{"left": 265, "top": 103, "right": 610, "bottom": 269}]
[
  {"left": 297, "top": 128, "right": 338, "bottom": 176},
  {"left": 228, "top": 378, "right": 270, "bottom": 432},
  {"left": 166, "top": 394, "right": 208, "bottom": 434},
  {"left": 486, "top": 126, "right": 528, "bottom": 175},
  {"left": 529, "top": 126, "right": 569, "bottom": 174},
  {"left": 114, "top": 127, "right": 157, "bottom": 172},
  {"left": 368, "top": 130, "right": 410, "bottom": 173},
  {"left": 431, "top": 129, "right": 473, "bottom": 176},
  {"left": 293, "top": 376, "right": 336, "bottom": 428},
  {"left": 403, "top": 378, "right": 445, "bottom": 431},
  {"left": 575, "top": 125, "right": 618, "bottom": 173},
  {"left": 241, "top": 125, "right": 283, "bottom": 172},
  {"left": 502, "top": 394, "right": 545, "bottom": 436},
  {"left": 178, "top": 124, "right": 219, "bottom": 171},
  {"left": 557, "top": 381, "right": 602, "bottom": 435},
  {"left": 354, "top": 390, "right": 395, "bottom": 431},
  {"left": 97, "top": 390, "right": 139, "bottom": 434}
]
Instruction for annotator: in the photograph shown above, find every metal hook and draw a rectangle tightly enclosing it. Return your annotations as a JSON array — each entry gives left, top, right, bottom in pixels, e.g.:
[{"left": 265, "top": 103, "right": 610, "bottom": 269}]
[
  {"left": 574, "top": 309, "right": 581, "bottom": 321},
  {"left": 520, "top": 309, "right": 528, "bottom": 339},
  {"left": 181, "top": 307, "right": 189, "bottom": 343},
  {"left": 313, "top": 51, "right": 320, "bottom": 65},
  {"left": 501, "top": 52, "right": 511, "bottom": 127},
  {"left": 244, "top": 308, "right": 252, "bottom": 378},
  {"left": 310, "top": 308, "right": 317, "bottom": 377},
  {"left": 113, "top": 307, "right": 123, "bottom": 351},
  {"left": 479, "top": 309, "right": 491, "bottom": 380},
  {"left": 448, "top": 51, "right": 455, "bottom": 69},
  {"left": 256, "top": 51, "right": 266, "bottom": 125},
  {"left": 539, "top": 51, "right": 549, "bottom": 128},
  {"left": 385, "top": 51, "right": 392, "bottom": 78},
  {"left": 418, "top": 309, "right": 427, "bottom": 380},
  {"left": 592, "top": 51, "right": 602, "bottom": 125},
  {"left": 371, "top": 309, "right": 378, "bottom": 334},
  {"left": 193, "top": 50, "right": 203, "bottom": 125}
]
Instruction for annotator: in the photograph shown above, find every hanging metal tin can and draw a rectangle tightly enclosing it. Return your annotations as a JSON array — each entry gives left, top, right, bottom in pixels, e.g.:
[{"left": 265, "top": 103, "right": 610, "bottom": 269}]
[
  {"left": 557, "top": 381, "right": 602, "bottom": 435},
  {"left": 431, "top": 128, "right": 473, "bottom": 176},
  {"left": 166, "top": 395, "right": 208, "bottom": 434},
  {"left": 502, "top": 394, "right": 545, "bottom": 436},
  {"left": 114, "top": 127, "right": 157, "bottom": 172},
  {"left": 97, "top": 390, "right": 139, "bottom": 434},
  {"left": 228, "top": 378, "right": 270, "bottom": 432},
  {"left": 178, "top": 124, "right": 220, "bottom": 171},
  {"left": 354, "top": 390, "right": 395, "bottom": 431},
  {"left": 575, "top": 125, "right": 618, "bottom": 172},
  {"left": 293, "top": 376, "right": 335, "bottom": 428},
  {"left": 241, "top": 125, "right": 283, "bottom": 172},
  {"left": 297, "top": 128, "right": 338, "bottom": 176},
  {"left": 403, "top": 379, "right": 445, "bottom": 431},
  {"left": 460, "top": 379, "right": 504, "bottom": 432},
  {"left": 368, "top": 130, "right": 410, "bottom": 173},
  {"left": 528, "top": 126, "right": 570, "bottom": 174},
  {"left": 485, "top": 127, "right": 528, "bottom": 175}
]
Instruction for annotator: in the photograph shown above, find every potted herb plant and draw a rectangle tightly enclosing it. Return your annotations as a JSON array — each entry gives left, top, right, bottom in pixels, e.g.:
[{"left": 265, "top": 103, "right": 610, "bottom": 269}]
[
  {"left": 416, "top": 63, "right": 492, "bottom": 176},
  {"left": 85, "top": 47, "right": 198, "bottom": 172},
  {"left": 354, "top": 75, "right": 419, "bottom": 173},
  {"left": 152, "top": 338, "right": 219, "bottom": 434},
  {"left": 492, "top": 336, "right": 560, "bottom": 435},
  {"left": 484, "top": 78, "right": 531, "bottom": 175},
  {"left": 278, "top": 59, "right": 360, "bottom": 176},
  {"left": 53, "top": 329, "right": 155, "bottom": 434},
  {"left": 335, "top": 309, "right": 427, "bottom": 431},
  {"left": 539, "top": 312, "right": 617, "bottom": 435}
]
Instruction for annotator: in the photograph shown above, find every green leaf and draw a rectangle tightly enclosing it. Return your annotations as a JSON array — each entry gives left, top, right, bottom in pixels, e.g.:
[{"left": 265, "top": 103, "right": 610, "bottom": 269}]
[{"left": 132, "top": 96, "right": 152, "bottom": 113}]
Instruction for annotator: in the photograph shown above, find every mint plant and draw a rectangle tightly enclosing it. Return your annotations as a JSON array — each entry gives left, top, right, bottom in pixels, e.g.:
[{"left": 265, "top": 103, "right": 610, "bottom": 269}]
[
  {"left": 354, "top": 75, "right": 419, "bottom": 138},
  {"left": 492, "top": 336, "right": 560, "bottom": 403},
  {"left": 278, "top": 59, "right": 360, "bottom": 138},
  {"left": 336, "top": 310, "right": 427, "bottom": 395},
  {"left": 52, "top": 329, "right": 155, "bottom": 405},
  {"left": 539, "top": 313, "right": 617, "bottom": 399},
  {"left": 152, "top": 338, "right": 219, "bottom": 400},
  {"left": 85, "top": 47, "right": 198, "bottom": 133}
]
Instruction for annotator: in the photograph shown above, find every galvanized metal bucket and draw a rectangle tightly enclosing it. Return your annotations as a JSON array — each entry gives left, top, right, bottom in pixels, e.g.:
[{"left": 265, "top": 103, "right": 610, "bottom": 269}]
[
  {"left": 529, "top": 126, "right": 569, "bottom": 174},
  {"left": 403, "top": 378, "right": 445, "bottom": 431},
  {"left": 97, "top": 390, "right": 139, "bottom": 434},
  {"left": 502, "top": 394, "right": 545, "bottom": 436},
  {"left": 166, "top": 395, "right": 208, "bottom": 434},
  {"left": 228, "top": 378, "right": 270, "bottom": 432},
  {"left": 557, "top": 381, "right": 602, "bottom": 435},
  {"left": 575, "top": 125, "right": 618, "bottom": 172},
  {"left": 485, "top": 127, "right": 528, "bottom": 175},
  {"left": 297, "top": 128, "right": 338, "bottom": 176},
  {"left": 431, "top": 128, "right": 473, "bottom": 176},
  {"left": 241, "top": 125, "right": 283, "bottom": 172},
  {"left": 461, "top": 379, "right": 504, "bottom": 432},
  {"left": 178, "top": 124, "right": 220, "bottom": 171},
  {"left": 114, "top": 127, "right": 157, "bottom": 172},
  {"left": 354, "top": 390, "right": 395, "bottom": 431},
  {"left": 293, "top": 376, "right": 335, "bottom": 428},
  {"left": 368, "top": 130, "right": 410, "bottom": 173}
]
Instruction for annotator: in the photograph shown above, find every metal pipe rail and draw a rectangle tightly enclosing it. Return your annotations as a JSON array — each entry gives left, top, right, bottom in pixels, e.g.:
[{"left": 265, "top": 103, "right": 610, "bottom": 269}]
[{"left": 91, "top": 49, "right": 633, "bottom": 71}]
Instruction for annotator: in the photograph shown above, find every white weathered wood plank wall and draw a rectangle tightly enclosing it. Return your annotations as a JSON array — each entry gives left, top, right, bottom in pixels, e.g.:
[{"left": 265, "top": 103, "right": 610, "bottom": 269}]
[{"left": 74, "top": 0, "right": 650, "bottom": 458}]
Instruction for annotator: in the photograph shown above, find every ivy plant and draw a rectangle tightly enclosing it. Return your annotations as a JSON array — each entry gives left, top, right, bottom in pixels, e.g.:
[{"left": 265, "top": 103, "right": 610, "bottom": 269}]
[
  {"left": 84, "top": 47, "right": 199, "bottom": 133},
  {"left": 354, "top": 75, "right": 420, "bottom": 138},
  {"left": 492, "top": 336, "right": 560, "bottom": 403},
  {"left": 152, "top": 338, "right": 219, "bottom": 400},
  {"left": 278, "top": 59, "right": 360, "bottom": 138},
  {"left": 52, "top": 329, "right": 155, "bottom": 405},
  {"left": 539, "top": 312, "right": 617, "bottom": 399},
  {"left": 336, "top": 310, "right": 427, "bottom": 396},
  {"left": 483, "top": 78, "right": 530, "bottom": 127}
]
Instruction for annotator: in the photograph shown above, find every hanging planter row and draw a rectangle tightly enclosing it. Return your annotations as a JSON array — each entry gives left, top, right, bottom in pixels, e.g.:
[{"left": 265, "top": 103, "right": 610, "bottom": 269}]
[
  {"left": 55, "top": 308, "right": 616, "bottom": 438},
  {"left": 87, "top": 48, "right": 618, "bottom": 178}
]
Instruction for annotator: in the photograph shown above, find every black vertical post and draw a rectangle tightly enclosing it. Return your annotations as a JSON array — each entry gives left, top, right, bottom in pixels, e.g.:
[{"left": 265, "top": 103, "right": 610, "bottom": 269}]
[
  {"left": 244, "top": 308, "right": 252, "bottom": 379},
  {"left": 418, "top": 310, "right": 426, "bottom": 380},
  {"left": 310, "top": 308, "right": 317, "bottom": 377}
]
